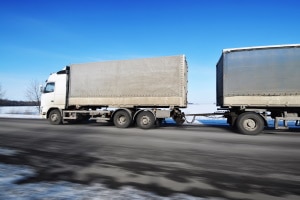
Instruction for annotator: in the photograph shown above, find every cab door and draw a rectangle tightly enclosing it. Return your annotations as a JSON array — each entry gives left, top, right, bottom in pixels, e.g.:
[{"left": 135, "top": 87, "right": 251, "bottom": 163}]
[{"left": 40, "top": 82, "right": 56, "bottom": 116}]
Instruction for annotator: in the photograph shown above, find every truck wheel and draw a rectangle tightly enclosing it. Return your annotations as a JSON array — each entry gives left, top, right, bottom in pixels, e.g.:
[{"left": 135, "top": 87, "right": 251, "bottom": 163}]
[
  {"left": 136, "top": 111, "right": 155, "bottom": 129},
  {"left": 236, "top": 112, "right": 264, "bottom": 135},
  {"left": 113, "top": 110, "right": 132, "bottom": 128},
  {"left": 49, "top": 109, "right": 62, "bottom": 125}
]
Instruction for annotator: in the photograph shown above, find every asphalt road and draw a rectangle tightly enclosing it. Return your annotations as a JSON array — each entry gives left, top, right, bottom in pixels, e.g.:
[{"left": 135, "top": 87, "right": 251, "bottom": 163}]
[{"left": 0, "top": 118, "right": 300, "bottom": 200}]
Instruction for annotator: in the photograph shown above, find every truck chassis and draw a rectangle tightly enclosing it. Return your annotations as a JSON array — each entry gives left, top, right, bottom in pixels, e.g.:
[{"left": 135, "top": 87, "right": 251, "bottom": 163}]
[{"left": 47, "top": 107, "right": 185, "bottom": 129}]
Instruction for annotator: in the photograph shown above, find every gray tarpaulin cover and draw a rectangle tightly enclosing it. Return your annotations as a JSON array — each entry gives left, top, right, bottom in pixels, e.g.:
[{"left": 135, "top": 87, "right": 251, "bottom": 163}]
[
  {"left": 216, "top": 44, "right": 300, "bottom": 106},
  {"left": 69, "top": 55, "right": 187, "bottom": 107}
]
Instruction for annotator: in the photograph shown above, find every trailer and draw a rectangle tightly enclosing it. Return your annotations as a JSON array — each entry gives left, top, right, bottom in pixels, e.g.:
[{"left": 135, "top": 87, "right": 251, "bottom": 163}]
[
  {"left": 40, "top": 55, "right": 188, "bottom": 129},
  {"left": 216, "top": 44, "right": 300, "bottom": 134}
]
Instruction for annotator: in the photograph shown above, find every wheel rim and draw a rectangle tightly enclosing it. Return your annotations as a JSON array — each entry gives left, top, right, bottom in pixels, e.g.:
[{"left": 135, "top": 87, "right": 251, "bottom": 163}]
[
  {"left": 141, "top": 116, "right": 151, "bottom": 125},
  {"left": 243, "top": 119, "right": 257, "bottom": 131},
  {"left": 136, "top": 111, "right": 155, "bottom": 129},
  {"left": 117, "top": 115, "right": 127, "bottom": 125},
  {"left": 51, "top": 114, "right": 58, "bottom": 122}
]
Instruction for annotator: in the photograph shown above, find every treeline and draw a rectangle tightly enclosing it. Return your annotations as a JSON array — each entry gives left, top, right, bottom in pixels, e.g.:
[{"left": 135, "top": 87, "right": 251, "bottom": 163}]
[{"left": 0, "top": 99, "right": 39, "bottom": 106}]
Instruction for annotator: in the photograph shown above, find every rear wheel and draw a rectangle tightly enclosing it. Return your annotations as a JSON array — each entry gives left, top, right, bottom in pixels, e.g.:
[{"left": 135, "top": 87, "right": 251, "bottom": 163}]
[
  {"left": 136, "top": 111, "right": 155, "bottom": 129},
  {"left": 236, "top": 112, "right": 264, "bottom": 135},
  {"left": 49, "top": 109, "right": 62, "bottom": 125},
  {"left": 113, "top": 110, "right": 132, "bottom": 128}
]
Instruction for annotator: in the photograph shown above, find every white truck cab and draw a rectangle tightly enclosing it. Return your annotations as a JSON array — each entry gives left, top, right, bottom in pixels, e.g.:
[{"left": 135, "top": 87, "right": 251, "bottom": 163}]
[{"left": 40, "top": 69, "right": 67, "bottom": 119}]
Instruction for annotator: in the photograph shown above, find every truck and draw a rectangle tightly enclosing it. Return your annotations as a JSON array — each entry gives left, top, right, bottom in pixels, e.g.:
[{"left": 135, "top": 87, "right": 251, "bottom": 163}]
[
  {"left": 40, "top": 55, "right": 188, "bottom": 129},
  {"left": 41, "top": 44, "right": 300, "bottom": 135},
  {"left": 216, "top": 44, "right": 300, "bottom": 135}
]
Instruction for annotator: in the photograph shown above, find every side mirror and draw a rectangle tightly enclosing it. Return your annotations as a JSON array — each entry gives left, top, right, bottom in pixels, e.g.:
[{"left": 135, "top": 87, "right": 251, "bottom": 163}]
[{"left": 39, "top": 85, "right": 44, "bottom": 93}]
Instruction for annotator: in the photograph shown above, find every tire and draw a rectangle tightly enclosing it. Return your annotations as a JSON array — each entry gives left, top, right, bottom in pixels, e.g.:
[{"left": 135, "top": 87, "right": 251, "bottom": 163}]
[
  {"left": 113, "top": 110, "right": 132, "bottom": 128},
  {"left": 49, "top": 109, "right": 62, "bottom": 125},
  {"left": 236, "top": 112, "right": 264, "bottom": 135},
  {"left": 136, "top": 111, "right": 155, "bottom": 129}
]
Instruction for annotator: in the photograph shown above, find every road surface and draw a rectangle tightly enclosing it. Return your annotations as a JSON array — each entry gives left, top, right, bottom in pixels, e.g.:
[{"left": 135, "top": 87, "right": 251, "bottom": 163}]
[{"left": 0, "top": 118, "right": 300, "bottom": 200}]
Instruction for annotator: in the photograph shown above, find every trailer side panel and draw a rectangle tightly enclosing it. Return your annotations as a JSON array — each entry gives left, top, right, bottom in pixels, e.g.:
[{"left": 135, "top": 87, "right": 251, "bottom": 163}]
[
  {"left": 68, "top": 55, "right": 188, "bottom": 108},
  {"left": 217, "top": 45, "right": 300, "bottom": 107}
]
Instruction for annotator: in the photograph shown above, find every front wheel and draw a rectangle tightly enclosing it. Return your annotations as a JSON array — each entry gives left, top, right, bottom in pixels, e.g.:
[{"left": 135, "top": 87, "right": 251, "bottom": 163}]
[
  {"left": 136, "top": 111, "right": 155, "bottom": 129},
  {"left": 49, "top": 109, "right": 62, "bottom": 125},
  {"left": 236, "top": 112, "right": 264, "bottom": 135}
]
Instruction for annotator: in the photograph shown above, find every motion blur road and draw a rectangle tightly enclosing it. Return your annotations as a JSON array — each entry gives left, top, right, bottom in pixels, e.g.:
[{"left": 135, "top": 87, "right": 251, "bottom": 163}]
[{"left": 0, "top": 118, "right": 300, "bottom": 200}]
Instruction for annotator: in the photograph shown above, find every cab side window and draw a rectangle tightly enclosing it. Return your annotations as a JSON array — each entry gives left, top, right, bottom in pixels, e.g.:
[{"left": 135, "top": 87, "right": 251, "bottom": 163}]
[{"left": 44, "top": 82, "right": 55, "bottom": 93}]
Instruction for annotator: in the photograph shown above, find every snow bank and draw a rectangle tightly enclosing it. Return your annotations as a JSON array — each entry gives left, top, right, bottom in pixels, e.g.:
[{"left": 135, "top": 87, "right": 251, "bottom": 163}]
[{"left": 0, "top": 106, "right": 41, "bottom": 119}]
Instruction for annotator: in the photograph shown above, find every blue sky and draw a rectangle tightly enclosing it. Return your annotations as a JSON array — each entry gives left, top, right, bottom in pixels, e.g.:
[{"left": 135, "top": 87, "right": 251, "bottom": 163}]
[{"left": 0, "top": 0, "right": 299, "bottom": 103}]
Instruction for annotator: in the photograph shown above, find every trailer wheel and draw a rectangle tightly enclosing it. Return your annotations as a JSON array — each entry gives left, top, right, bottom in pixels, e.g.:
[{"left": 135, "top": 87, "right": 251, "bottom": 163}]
[
  {"left": 136, "top": 111, "right": 155, "bottom": 129},
  {"left": 113, "top": 110, "right": 132, "bottom": 128},
  {"left": 236, "top": 112, "right": 264, "bottom": 135},
  {"left": 49, "top": 109, "right": 62, "bottom": 125}
]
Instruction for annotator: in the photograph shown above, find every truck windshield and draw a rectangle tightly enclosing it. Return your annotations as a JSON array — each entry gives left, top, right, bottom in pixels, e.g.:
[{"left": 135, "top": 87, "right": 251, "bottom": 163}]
[{"left": 44, "top": 82, "right": 55, "bottom": 93}]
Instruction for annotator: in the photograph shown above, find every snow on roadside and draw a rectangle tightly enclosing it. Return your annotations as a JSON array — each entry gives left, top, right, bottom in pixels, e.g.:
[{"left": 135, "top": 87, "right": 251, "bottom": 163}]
[
  {"left": 0, "top": 147, "right": 212, "bottom": 200},
  {"left": 0, "top": 106, "right": 41, "bottom": 119},
  {"left": 0, "top": 114, "right": 42, "bottom": 119}
]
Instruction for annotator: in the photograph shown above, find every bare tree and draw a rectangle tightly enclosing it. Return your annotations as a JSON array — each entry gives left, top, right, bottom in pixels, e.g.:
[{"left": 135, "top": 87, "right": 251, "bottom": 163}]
[
  {"left": 0, "top": 83, "right": 4, "bottom": 99},
  {"left": 25, "top": 79, "right": 41, "bottom": 112},
  {"left": 0, "top": 83, "right": 5, "bottom": 107}
]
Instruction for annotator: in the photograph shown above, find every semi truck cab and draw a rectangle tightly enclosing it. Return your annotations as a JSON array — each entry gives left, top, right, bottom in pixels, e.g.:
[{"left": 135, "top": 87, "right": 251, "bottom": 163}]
[{"left": 40, "top": 69, "right": 67, "bottom": 119}]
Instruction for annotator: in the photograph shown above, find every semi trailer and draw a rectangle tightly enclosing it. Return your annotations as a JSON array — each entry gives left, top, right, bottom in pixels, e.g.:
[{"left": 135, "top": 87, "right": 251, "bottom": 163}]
[{"left": 40, "top": 44, "right": 300, "bottom": 134}]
